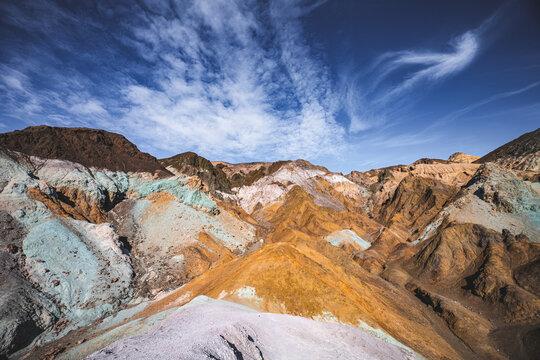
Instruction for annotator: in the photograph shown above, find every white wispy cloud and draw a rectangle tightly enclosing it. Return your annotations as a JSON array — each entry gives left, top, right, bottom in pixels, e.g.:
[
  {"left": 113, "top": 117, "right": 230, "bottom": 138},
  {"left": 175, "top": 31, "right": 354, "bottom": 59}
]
[
  {"left": 438, "top": 80, "right": 540, "bottom": 124},
  {"left": 69, "top": 99, "right": 108, "bottom": 116},
  {"left": 367, "top": 131, "right": 440, "bottom": 149},
  {"left": 1, "top": 0, "right": 526, "bottom": 171},
  {"left": 0, "top": 61, "right": 112, "bottom": 126},
  {"left": 0, "top": 73, "right": 25, "bottom": 92},
  {"left": 344, "top": 30, "right": 481, "bottom": 133},
  {"left": 112, "top": 0, "right": 344, "bottom": 160},
  {"left": 376, "top": 31, "right": 479, "bottom": 102}
]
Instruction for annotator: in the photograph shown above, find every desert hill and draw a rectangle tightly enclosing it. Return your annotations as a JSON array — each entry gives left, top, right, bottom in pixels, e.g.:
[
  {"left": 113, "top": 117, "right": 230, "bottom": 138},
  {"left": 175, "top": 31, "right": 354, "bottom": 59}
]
[
  {"left": 0, "top": 126, "right": 170, "bottom": 175},
  {"left": 160, "top": 152, "right": 231, "bottom": 192},
  {"left": 475, "top": 127, "right": 540, "bottom": 171},
  {"left": 448, "top": 152, "right": 480, "bottom": 163},
  {"left": 0, "top": 125, "right": 538, "bottom": 359}
]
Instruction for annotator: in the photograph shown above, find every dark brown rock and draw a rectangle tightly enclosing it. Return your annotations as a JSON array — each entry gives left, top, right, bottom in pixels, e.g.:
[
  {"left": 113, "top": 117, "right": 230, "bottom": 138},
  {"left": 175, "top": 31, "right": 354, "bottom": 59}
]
[
  {"left": 160, "top": 152, "right": 231, "bottom": 192},
  {"left": 475, "top": 127, "right": 540, "bottom": 171},
  {"left": 0, "top": 126, "right": 172, "bottom": 176},
  {"left": 6, "top": 243, "right": 18, "bottom": 254}
]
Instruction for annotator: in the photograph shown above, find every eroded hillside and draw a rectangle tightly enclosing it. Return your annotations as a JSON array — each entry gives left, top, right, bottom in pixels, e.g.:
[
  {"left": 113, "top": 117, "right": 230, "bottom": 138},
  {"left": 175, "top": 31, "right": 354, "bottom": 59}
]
[{"left": 0, "top": 126, "right": 538, "bottom": 360}]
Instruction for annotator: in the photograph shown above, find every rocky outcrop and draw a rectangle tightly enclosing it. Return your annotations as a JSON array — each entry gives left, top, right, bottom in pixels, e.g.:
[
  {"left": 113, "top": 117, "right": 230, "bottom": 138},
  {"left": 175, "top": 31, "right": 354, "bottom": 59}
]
[
  {"left": 467, "top": 230, "right": 540, "bottom": 323},
  {"left": 0, "top": 126, "right": 171, "bottom": 176},
  {"left": 231, "top": 160, "right": 346, "bottom": 215},
  {"left": 409, "top": 163, "right": 540, "bottom": 245},
  {"left": 406, "top": 223, "right": 540, "bottom": 323},
  {"left": 412, "top": 158, "right": 449, "bottom": 165},
  {"left": 160, "top": 152, "right": 231, "bottom": 193},
  {"left": 408, "top": 223, "right": 502, "bottom": 282},
  {"left": 0, "top": 211, "right": 60, "bottom": 357},
  {"left": 475, "top": 127, "right": 540, "bottom": 171},
  {"left": 160, "top": 153, "right": 297, "bottom": 195},
  {"left": 109, "top": 190, "right": 255, "bottom": 296},
  {"left": 13, "top": 153, "right": 130, "bottom": 224},
  {"left": 378, "top": 176, "right": 459, "bottom": 241},
  {"left": 448, "top": 152, "right": 480, "bottom": 163},
  {"left": 407, "top": 284, "right": 501, "bottom": 358},
  {"left": 347, "top": 161, "right": 479, "bottom": 217},
  {"left": 0, "top": 153, "right": 133, "bottom": 357},
  {"left": 450, "top": 163, "right": 539, "bottom": 239},
  {"left": 0, "top": 146, "right": 255, "bottom": 357}
]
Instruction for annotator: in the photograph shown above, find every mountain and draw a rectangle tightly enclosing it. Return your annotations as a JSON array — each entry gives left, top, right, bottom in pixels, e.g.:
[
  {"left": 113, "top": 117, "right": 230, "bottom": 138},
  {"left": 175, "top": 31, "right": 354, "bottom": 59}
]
[
  {"left": 0, "top": 126, "right": 171, "bottom": 175},
  {"left": 448, "top": 152, "right": 480, "bottom": 163},
  {"left": 160, "top": 152, "right": 231, "bottom": 192},
  {"left": 0, "top": 125, "right": 539, "bottom": 360},
  {"left": 475, "top": 127, "right": 540, "bottom": 171}
]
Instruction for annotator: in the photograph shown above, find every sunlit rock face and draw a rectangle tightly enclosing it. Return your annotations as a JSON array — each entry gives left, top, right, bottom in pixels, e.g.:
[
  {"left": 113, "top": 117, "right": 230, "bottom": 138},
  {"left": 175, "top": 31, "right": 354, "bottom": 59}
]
[
  {"left": 0, "top": 126, "right": 539, "bottom": 360},
  {"left": 448, "top": 152, "right": 480, "bottom": 163},
  {"left": 0, "top": 130, "right": 260, "bottom": 358},
  {"left": 109, "top": 187, "right": 256, "bottom": 296},
  {"left": 23, "top": 219, "right": 133, "bottom": 324},
  {"left": 0, "top": 151, "right": 134, "bottom": 356}
]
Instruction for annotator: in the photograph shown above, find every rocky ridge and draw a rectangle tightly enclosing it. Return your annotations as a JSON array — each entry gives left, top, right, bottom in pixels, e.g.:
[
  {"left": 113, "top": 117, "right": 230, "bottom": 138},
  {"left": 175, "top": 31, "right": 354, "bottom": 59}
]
[
  {"left": 475, "top": 127, "right": 540, "bottom": 171},
  {"left": 448, "top": 152, "right": 480, "bottom": 163},
  {"left": 160, "top": 152, "right": 231, "bottom": 193},
  {"left": 0, "top": 126, "right": 170, "bottom": 176}
]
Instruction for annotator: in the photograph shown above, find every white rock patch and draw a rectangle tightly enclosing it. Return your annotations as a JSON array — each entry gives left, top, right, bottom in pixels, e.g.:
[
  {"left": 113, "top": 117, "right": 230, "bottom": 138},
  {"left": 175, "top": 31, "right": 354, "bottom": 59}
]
[{"left": 87, "top": 296, "right": 416, "bottom": 360}]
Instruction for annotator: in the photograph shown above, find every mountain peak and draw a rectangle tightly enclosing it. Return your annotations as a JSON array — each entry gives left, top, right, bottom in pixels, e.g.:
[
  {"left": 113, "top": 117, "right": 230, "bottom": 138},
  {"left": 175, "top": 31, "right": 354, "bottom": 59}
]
[
  {"left": 160, "top": 152, "right": 230, "bottom": 192},
  {"left": 475, "top": 128, "right": 540, "bottom": 171},
  {"left": 448, "top": 152, "right": 480, "bottom": 163},
  {"left": 0, "top": 126, "right": 171, "bottom": 175}
]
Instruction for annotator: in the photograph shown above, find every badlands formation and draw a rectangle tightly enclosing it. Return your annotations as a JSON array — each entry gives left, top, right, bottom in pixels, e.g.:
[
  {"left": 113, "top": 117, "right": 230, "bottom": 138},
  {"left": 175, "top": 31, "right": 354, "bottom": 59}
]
[{"left": 0, "top": 125, "right": 539, "bottom": 360}]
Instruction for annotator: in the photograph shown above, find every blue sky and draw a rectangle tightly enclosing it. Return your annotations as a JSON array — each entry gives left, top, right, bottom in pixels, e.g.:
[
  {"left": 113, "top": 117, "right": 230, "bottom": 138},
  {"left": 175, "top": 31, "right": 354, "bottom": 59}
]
[{"left": 0, "top": 0, "right": 539, "bottom": 173}]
